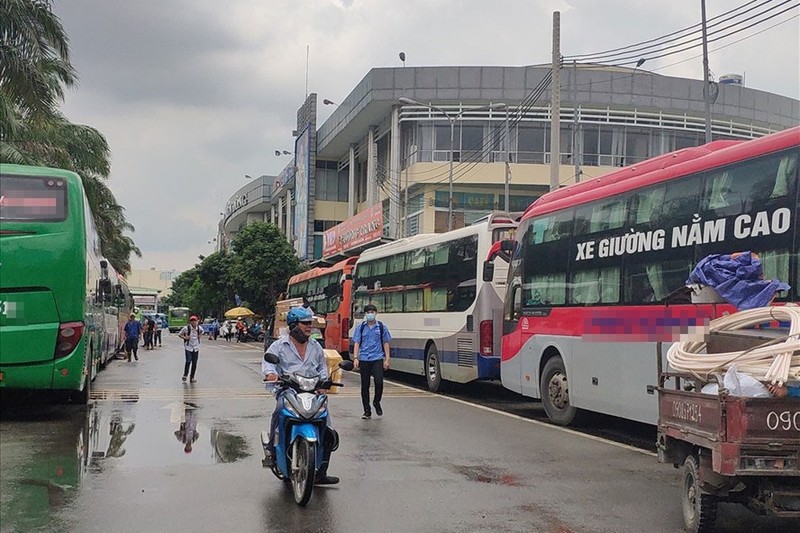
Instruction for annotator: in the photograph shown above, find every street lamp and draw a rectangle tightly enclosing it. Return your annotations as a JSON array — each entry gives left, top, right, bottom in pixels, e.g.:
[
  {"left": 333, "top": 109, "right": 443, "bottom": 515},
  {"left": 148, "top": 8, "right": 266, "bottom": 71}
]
[
  {"left": 322, "top": 99, "right": 338, "bottom": 106},
  {"left": 398, "top": 97, "right": 506, "bottom": 231},
  {"left": 275, "top": 150, "right": 292, "bottom": 156}
]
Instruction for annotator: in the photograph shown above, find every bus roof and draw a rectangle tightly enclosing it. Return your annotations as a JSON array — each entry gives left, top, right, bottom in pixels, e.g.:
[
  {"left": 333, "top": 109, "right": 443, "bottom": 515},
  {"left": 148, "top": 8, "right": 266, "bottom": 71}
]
[
  {"left": 288, "top": 256, "right": 358, "bottom": 285},
  {"left": 520, "top": 127, "right": 800, "bottom": 221},
  {"left": 358, "top": 214, "right": 518, "bottom": 262}
]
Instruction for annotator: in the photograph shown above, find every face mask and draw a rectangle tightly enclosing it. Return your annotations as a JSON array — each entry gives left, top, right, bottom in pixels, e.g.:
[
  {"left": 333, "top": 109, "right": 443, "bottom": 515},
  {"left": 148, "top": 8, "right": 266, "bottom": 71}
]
[
  {"left": 365, "top": 313, "right": 376, "bottom": 321},
  {"left": 290, "top": 326, "right": 309, "bottom": 344}
]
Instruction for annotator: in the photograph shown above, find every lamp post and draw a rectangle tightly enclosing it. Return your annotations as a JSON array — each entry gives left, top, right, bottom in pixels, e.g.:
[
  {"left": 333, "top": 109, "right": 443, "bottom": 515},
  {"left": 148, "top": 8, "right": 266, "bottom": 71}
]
[{"left": 399, "top": 97, "right": 506, "bottom": 231}]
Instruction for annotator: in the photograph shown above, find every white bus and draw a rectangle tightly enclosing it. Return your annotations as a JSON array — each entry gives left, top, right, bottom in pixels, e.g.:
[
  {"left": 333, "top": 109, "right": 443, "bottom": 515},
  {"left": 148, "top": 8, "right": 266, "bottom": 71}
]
[{"left": 351, "top": 212, "right": 517, "bottom": 391}]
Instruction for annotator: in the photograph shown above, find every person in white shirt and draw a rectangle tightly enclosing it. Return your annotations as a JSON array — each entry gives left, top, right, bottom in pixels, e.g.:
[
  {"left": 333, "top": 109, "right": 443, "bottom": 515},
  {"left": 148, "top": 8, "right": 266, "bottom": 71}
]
[{"left": 178, "top": 315, "right": 204, "bottom": 383}]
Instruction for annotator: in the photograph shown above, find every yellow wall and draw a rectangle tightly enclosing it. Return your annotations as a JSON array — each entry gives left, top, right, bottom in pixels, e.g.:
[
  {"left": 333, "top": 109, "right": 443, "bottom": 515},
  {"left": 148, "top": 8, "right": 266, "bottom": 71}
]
[{"left": 314, "top": 201, "right": 349, "bottom": 221}]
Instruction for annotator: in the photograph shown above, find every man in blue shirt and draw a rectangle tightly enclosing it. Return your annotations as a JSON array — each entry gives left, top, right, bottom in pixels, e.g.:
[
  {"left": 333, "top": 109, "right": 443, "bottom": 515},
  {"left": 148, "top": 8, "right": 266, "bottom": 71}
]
[
  {"left": 262, "top": 307, "right": 339, "bottom": 485},
  {"left": 123, "top": 313, "right": 142, "bottom": 362},
  {"left": 352, "top": 304, "right": 392, "bottom": 419}
]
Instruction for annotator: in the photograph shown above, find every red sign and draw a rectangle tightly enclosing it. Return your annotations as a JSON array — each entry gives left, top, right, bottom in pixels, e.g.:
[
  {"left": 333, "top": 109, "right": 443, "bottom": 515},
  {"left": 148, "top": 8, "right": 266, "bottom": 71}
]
[{"left": 323, "top": 204, "right": 383, "bottom": 258}]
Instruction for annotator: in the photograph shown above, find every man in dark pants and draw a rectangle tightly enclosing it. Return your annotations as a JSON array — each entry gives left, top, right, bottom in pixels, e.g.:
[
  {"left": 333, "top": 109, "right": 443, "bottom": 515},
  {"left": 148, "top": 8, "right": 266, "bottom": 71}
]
[
  {"left": 178, "top": 315, "right": 203, "bottom": 383},
  {"left": 352, "top": 304, "right": 392, "bottom": 419},
  {"left": 123, "top": 313, "right": 141, "bottom": 362}
]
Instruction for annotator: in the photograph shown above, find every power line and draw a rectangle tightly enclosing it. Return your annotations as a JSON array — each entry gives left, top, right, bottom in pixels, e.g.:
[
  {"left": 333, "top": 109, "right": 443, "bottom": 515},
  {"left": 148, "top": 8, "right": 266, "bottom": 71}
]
[
  {"left": 565, "top": 0, "right": 797, "bottom": 65},
  {"left": 566, "top": 0, "right": 763, "bottom": 59},
  {"left": 605, "top": 1, "right": 799, "bottom": 67}
]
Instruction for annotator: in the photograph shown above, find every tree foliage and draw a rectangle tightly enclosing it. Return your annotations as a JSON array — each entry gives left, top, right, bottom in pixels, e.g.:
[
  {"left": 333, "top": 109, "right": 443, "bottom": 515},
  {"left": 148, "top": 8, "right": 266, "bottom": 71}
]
[
  {"left": 230, "top": 222, "right": 303, "bottom": 316},
  {"left": 161, "top": 225, "right": 302, "bottom": 319},
  {"left": 0, "top": 0, "right": 139, "bottom": 273}
]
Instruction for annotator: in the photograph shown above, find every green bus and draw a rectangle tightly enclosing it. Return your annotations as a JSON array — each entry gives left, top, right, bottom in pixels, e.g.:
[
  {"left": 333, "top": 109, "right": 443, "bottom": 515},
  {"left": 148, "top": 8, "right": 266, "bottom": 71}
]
[
  {"left": 168, "top": 307, "right": 190, "bottom": 333},
  {"left": 0, "top": 164, "right": 115, "bottom": 403}
]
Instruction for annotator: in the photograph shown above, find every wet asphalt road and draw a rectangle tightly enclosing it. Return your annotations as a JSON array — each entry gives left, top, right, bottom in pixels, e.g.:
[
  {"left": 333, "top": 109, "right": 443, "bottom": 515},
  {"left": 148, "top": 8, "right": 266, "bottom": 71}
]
[{"left": 1, "top": 334, "right": 797, "bottom": 533}]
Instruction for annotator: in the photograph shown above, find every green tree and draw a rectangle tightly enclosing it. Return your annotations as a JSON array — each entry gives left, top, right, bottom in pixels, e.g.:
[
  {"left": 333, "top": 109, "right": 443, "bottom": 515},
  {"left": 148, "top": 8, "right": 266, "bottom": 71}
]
[
  {"left": 188, "top": 252, "right": 234, "bottom": 318},
  {"left": 0, "top": 0, "right": 140, "bottom": 273},
  {"left": 230, "top": 222, "right": 302, "bottom": 316},
  {"left": 161, "top": 267, "right": 198, "bottom": 309}
]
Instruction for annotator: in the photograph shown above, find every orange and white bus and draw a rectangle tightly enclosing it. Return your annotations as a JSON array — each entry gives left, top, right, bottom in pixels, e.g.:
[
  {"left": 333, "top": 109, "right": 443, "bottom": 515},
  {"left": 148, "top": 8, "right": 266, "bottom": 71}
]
[{"left": 285, "top": 257, "right": 358, "bottom": 356}]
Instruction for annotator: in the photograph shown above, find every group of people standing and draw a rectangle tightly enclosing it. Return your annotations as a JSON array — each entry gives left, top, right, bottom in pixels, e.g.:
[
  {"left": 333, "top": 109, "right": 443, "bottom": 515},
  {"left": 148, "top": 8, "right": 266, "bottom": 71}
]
[
  {"left": 121, "top": 312, "right": 205, "bottom": 384},
  {"left": 122, "top": 313, "right": 166, "bottom": 361}
]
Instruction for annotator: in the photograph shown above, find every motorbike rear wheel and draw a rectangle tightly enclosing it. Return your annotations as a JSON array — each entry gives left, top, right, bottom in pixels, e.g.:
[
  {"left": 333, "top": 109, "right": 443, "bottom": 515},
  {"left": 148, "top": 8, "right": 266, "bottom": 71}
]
[{"left": 291, "top": 439, "right": 315, "bottom": 506}]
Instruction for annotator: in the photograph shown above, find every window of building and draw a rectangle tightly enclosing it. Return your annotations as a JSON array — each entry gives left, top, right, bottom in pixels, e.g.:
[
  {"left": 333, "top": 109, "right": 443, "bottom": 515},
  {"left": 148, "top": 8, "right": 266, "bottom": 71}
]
[
  {"left": 517, "top": 123, "right": 546, "bottom": 163},
  {"left": 460, "top": 124, "right": 484, "bottom": 161}
]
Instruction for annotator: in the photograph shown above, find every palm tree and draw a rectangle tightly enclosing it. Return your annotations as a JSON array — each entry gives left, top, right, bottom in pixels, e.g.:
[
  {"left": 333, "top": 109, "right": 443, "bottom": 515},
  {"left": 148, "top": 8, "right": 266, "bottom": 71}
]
[
  {"left": 0, "top": 0, "right": 140, "bottom": 274},
  {"left": 0, "top": 0, "right": 76, "bottom": 120}
]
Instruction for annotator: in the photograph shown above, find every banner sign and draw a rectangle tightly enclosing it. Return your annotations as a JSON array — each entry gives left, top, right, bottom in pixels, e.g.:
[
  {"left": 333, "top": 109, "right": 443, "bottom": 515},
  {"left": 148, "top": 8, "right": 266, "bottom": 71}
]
[{"left": 323, "top": 204, "right": 384, "bottom": 258}]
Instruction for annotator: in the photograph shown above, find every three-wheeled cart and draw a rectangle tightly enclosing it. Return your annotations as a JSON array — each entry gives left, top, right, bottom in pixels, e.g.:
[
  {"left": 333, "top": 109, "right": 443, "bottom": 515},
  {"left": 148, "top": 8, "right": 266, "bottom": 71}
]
[{"left": 656, "top": 330, "right": 800, "bottom": 532}]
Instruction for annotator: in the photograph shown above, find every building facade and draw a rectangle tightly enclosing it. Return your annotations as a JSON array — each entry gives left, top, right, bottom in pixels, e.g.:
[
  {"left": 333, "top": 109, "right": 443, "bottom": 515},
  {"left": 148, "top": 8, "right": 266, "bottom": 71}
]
[{"left": 220, "top": 64, "right": 799, "bottom": 262}]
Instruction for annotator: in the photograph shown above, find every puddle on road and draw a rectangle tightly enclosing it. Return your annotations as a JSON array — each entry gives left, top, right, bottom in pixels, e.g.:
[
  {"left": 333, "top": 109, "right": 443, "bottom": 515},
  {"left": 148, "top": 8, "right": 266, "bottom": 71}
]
[
  {"left": 86, "top": 402, "right": 251, "bottom": 468},
  {"left": 454, "top": 464, "right": 523, "bottom": 486}
]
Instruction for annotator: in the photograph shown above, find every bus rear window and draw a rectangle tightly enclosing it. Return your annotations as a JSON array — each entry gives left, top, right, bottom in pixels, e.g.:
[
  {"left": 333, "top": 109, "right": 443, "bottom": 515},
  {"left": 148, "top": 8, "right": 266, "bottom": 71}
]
[{"left": 0, "top": 175, "right": 68, "bottom": 221}]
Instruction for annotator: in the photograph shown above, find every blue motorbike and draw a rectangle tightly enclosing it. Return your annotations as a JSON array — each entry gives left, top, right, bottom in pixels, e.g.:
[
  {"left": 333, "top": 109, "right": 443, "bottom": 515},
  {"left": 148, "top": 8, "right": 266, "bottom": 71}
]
[{"left": 260, "top": 352, "right": 353, "bottom": 506}]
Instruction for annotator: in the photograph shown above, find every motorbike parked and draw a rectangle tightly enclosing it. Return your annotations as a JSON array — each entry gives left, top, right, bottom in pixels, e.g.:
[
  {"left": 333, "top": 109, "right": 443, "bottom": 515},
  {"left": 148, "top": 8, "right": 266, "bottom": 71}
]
[{"left": 260, "top": 352, "right": 353, "bottom": 506}]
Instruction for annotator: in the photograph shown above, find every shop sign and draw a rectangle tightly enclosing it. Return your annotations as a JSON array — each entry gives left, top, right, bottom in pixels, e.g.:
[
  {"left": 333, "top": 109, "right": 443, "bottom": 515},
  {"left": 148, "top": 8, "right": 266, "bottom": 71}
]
[{"left": 323, "top": 204, "right": 383, "bottom": 257}]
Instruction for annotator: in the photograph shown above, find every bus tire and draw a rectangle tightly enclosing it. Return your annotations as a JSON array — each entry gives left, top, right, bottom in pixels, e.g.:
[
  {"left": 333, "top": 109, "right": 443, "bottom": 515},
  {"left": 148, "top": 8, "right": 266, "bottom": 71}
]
[
  {"left": 540, "top": 356, "right": 578, "bottom": 426},
  {"left": 681, "top": 454, "right": 717, "bottom": 533},
  {"left": 425, "top": 344, "right": 442, "bottom": 392}
]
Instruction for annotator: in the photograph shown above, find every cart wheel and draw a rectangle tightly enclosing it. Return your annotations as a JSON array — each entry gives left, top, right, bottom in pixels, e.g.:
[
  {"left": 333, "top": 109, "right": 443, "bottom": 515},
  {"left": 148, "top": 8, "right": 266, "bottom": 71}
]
[{"left": 681, "top": 454, "right": 717, "bottom": 533}]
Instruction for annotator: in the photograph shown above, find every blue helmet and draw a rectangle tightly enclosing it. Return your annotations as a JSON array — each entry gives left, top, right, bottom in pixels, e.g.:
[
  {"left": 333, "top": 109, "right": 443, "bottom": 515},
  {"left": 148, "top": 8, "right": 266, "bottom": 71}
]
[{"left": 286, "top": 307, "right": 313, "bottom": 326}]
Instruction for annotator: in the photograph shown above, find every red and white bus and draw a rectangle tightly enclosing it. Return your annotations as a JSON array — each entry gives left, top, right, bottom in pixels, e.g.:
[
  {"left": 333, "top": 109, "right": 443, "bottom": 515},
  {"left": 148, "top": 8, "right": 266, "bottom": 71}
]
[
  {"left": 285, "top": 257, "right": 358, "bottom": 356},
  {"left": 497, "top": 127, "right": 799, "bottom": 425}
]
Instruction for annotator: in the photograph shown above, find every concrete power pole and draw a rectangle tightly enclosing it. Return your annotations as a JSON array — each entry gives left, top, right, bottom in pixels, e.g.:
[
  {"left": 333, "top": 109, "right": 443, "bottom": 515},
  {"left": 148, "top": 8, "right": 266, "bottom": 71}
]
[
  {"left": 550, "top": 11, "right": 561, "bottom": 191},
  {"left": 701, "top": 0, "right": 712, "bottom": 143}
]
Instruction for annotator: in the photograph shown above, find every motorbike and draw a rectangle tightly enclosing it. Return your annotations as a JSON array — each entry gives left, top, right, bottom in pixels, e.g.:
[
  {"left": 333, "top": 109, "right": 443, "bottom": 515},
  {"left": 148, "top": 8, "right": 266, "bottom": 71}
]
[{"left": 260, "top": 352, "right": 353, "bottom": 506}]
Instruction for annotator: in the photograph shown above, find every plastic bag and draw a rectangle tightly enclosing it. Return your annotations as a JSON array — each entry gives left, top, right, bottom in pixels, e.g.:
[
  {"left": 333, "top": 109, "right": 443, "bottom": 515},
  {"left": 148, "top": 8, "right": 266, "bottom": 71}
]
[{"left": 700, "top": 365, "right": 771, "bottom": 397}]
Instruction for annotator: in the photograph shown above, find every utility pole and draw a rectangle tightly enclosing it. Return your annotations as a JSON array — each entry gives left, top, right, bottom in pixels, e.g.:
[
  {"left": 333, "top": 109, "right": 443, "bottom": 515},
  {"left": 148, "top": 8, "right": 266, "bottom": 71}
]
[
  {"left": 504, "top": 108, "right": 511, "bottom": 211},
  {"left": 572, "top": 59, "right": 581, "bottom": 183},
  {"left": 701, "top": 0, "right": 712, "bottom": 143},
  {"left": 550, "top": 11, "right": 561, "bottom": 191}
]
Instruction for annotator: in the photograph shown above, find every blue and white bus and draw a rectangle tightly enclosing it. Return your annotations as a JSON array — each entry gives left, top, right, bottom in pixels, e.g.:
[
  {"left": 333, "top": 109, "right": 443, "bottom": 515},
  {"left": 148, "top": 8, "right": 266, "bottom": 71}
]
[{"left": 351, "top": 213, "right": 517, "bottom": 391}]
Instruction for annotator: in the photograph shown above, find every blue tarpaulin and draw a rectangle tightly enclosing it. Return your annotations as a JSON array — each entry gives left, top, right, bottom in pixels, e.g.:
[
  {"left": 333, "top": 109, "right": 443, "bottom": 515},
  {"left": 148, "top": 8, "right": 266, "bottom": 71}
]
[{"left": 687, "top": 251, "right": 791, "bottom": 310}]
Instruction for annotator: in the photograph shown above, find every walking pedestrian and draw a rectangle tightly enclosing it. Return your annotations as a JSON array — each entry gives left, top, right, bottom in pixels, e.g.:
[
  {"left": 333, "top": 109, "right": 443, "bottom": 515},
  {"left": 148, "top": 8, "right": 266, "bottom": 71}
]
[
  {"left": 154, "top": 315, "right": 164, "bottom": 347},
  {"left": 352, "top": 304, "right": 391, "bottom": 419},
  {"left": 143, "top": 317, "right": 156, "bottom": 350},
  {"left": 178, "top": 315, "right": 204, "bottom": 383},
  {"left": 123, "top": 313, "right": 142, "bottom": 362}
]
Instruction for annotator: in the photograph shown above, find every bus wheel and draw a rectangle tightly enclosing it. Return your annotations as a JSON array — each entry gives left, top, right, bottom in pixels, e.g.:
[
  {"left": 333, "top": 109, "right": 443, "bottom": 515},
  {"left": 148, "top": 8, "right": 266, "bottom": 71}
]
[
  {"left": 681, "top": 454, "right": 717, "bottom": 533},
  {"left": 425, "top": 344, "right": 442, "bottom": 392},
  {"left": 540, "top": 356, "right": 577, "bottom": 426}
]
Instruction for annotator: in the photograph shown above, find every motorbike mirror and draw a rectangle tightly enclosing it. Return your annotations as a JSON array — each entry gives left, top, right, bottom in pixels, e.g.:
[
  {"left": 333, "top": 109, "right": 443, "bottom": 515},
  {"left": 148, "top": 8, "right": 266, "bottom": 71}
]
[
  {"left": 263, "top": 352, "right": 280, "bottom": 364},
  {"left": 339, "top": 360, "right": 354, "bottom": 371}
]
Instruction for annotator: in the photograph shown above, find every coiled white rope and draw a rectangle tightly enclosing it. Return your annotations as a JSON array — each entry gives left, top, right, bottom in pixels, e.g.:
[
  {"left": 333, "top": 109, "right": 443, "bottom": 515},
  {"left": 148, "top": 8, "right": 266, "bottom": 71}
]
[{"left": 666, "top": 305, "right": 800, "bottom": 386}]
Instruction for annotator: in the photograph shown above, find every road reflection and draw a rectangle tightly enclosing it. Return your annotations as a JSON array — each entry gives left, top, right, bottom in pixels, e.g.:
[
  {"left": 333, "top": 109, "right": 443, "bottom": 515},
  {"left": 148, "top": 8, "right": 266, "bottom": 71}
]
[
  {"left": 174, "top": 404, "right": 199, "bottom": 454},
  {"left": 0, "top": 403, "right": 93, "bottom": 532}
]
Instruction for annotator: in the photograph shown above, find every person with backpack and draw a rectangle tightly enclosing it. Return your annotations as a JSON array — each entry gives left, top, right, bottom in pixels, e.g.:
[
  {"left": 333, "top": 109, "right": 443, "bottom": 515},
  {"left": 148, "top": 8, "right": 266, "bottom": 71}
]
[
  {"left": 352, "top": 304, "right": 392, "bottom": 419},
  {"left": 178, "top": 315, "right": 204, "bottom": 383}
]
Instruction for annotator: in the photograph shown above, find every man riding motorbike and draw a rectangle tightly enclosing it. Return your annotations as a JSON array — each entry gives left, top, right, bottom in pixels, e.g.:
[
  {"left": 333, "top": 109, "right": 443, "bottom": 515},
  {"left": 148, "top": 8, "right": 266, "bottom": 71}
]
[{"left": 262, "top": 306, "right": 339, "bottom": 485}]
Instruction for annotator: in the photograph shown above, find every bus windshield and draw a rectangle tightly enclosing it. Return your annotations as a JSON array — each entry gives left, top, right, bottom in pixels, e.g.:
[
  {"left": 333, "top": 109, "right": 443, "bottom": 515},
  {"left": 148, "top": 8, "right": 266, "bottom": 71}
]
[{"left": 0, "top": 174, "right": 68, "bottom": 221}]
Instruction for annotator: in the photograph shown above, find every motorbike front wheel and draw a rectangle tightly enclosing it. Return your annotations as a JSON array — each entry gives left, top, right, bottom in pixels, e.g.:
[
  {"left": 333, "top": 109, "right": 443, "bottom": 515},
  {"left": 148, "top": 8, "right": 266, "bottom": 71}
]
[{"left": 291, "top": 439, "right": 315, "bottom": 506}]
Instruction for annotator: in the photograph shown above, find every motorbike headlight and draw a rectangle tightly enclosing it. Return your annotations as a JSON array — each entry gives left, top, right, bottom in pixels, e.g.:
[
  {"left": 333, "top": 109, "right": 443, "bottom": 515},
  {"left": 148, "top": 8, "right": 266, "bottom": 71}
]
[{"left": 295, "top": 375, "right": 317, "bottom": 392}]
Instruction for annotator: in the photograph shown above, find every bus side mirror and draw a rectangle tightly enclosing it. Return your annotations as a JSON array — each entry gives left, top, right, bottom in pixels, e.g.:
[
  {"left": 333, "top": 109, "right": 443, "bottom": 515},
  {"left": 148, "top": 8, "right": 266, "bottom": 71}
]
[
  {"left": 345, "top": 273, "right": 353, "bottom": 280},
  {"left": 500, "top": 239, "right": 514, "bottom": 253},
  {"left": 99, "top": 279, "right": 112, "bottom": 301},
  {"left": 482, "top": 260, "right": 495, "bottom": 282}
]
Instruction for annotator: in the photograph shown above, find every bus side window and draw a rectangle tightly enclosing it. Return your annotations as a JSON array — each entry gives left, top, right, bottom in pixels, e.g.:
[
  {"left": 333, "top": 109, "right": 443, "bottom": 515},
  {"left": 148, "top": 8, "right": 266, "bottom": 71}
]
[{"left": 505, "top": 285, "right": 522, "bottom": 321}]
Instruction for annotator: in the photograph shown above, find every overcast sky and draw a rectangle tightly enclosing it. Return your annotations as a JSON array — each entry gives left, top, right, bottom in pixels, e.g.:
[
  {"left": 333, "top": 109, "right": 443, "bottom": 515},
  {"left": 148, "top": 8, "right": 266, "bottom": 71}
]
[{"left": 53, "top": 0, "right": 799, "bottom": 273}]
